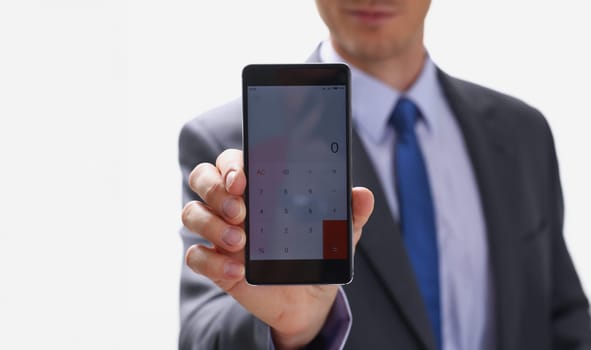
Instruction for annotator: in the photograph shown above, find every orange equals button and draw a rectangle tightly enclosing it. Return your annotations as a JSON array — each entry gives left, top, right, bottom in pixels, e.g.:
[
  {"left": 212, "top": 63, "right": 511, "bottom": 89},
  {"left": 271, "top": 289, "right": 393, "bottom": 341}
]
[{"left": 322, "top": 220, "right": 347, "bottom": 259}]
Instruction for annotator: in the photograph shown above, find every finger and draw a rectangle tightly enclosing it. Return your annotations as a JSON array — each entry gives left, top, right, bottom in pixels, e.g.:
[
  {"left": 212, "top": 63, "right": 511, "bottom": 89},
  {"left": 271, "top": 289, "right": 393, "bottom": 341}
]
[
  {"left": 189, "top": 162, "right": 245, "bottom": 225},
  {"left": 182, "top": 201, "right": 246, "bottom": 252},
  {"left": 351, "top": 187, "right": 374, "bottom": 247},
  {"left": 215, "top": 149, "right": 246, "bottom": 196},
  {"left": 185, "top": 244, "right": 244, "bottom": 291}
]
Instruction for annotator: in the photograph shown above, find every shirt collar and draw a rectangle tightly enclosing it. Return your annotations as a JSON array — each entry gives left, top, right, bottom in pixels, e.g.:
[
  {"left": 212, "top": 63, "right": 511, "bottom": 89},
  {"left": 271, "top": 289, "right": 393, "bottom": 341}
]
[{"left": 319, "top": 40, "right": 440, "bottom": 142}]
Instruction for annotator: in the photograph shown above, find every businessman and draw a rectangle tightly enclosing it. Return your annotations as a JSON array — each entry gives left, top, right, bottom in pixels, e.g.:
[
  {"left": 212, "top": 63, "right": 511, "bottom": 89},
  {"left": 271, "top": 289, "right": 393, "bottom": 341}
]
[{"left": 178, "top": 0, "right": 591, "bottom": 349}]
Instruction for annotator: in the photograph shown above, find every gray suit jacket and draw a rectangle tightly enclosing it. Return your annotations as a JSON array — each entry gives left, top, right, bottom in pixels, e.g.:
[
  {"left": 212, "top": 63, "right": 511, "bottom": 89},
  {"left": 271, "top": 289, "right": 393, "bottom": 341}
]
[{"left": 177, "top": 52, "right": 591, "bottom": 349}]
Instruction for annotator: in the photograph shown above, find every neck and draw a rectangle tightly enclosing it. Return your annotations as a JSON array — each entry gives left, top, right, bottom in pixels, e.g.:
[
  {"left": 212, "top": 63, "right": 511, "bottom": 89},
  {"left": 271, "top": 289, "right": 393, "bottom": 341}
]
[{"left": 332, "top": 40, "right": 426, "bottom": 92}]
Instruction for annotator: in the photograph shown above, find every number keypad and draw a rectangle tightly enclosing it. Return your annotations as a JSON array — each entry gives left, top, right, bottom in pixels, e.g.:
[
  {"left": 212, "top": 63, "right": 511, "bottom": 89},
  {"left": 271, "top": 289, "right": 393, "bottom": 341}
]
[{"left": 249, "top": 162, "right": 347, "bottom": 260}]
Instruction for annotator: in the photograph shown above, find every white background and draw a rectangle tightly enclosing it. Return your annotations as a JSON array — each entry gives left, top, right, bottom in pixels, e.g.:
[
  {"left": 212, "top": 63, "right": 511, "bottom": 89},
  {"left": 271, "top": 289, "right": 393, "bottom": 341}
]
[{"left": 0, "top": 1, "right": 589, "bottom": 349}]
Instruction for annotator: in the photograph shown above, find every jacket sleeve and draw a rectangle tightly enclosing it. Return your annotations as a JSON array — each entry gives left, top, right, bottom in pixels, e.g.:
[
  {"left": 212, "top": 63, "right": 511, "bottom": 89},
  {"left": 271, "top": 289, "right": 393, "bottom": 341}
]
[{"left": 544, "top": 122, "right": 591, "bottom": 349}]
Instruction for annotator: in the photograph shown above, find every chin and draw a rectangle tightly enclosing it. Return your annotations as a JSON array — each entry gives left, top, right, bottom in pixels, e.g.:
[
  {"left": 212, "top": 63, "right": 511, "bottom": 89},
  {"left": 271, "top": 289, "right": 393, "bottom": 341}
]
[{"left": 345, "top": 38, "right": 405, "bottom": 62}]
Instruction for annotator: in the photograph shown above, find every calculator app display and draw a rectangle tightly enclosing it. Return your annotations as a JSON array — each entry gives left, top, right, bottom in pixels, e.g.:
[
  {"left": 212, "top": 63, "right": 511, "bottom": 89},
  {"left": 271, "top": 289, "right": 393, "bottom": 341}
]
[{"left": 247, "top": 85, "right": 348, "bottom": 261}]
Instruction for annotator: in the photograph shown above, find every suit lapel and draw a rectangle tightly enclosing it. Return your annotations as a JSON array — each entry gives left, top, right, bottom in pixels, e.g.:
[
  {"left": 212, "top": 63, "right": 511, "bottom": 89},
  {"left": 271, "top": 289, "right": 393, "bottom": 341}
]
[
  {"left": 352, "top": 130, "right": 437, "bottom": 350},
  {"left": 437, "top": 70, "right": 523, "bottom": 350}
]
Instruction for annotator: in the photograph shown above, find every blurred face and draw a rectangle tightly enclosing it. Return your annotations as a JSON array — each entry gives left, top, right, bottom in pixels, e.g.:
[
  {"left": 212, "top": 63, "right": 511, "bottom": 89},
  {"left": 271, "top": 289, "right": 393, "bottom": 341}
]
[{"left": 315, "top": 0, "right": 430, "bottom": 63}]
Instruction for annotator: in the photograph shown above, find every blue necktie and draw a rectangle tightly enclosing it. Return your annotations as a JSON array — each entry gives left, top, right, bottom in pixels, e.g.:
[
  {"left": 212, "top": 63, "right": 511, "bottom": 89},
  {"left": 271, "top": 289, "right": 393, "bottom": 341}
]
[{"left": 390, "top": 97, "right": 442, "bottom": 349}]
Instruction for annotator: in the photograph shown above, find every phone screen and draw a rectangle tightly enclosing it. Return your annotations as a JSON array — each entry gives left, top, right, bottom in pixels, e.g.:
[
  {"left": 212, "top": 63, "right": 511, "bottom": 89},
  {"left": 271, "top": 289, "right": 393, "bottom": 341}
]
[{"left": 242, "top": 64, "right": 352, "bottom": 284}]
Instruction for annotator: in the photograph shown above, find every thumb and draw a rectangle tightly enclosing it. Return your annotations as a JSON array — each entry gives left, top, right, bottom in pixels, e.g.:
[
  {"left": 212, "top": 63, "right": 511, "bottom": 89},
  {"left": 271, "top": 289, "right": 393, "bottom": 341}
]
[{"left": 351, "top": 187, "right": 374, "bottom": 247}]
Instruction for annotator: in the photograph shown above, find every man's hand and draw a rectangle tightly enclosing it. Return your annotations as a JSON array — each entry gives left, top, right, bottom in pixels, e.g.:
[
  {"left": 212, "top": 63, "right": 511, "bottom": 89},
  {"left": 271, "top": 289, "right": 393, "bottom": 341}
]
[{"left": 181, "top": 149, "right": 374, "bottom": 350}]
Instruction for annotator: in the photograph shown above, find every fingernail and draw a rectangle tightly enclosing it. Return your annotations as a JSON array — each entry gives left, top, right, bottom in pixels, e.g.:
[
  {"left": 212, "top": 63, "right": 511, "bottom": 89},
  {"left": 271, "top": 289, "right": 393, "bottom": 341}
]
[
  {"left": 222, "top": 227, "right": 243, "bottom": 247},
  {"left": 185, "top": 244, "right": 198, "bottom": 266},
  {"left": 222, "top": 198, "right": 241, "bottom": 219},
  {"left": 225, "top": 170, "right": 236, "bottom": 191},
  {"left": 224, "top": 261, "right": 243, "bottom": 278}
]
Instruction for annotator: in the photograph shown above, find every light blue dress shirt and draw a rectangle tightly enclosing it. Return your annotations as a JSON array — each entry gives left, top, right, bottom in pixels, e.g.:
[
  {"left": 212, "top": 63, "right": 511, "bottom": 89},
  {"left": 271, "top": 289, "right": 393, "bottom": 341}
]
[{"left": 320, "top": 40, "right": 495, "bottom": 350}]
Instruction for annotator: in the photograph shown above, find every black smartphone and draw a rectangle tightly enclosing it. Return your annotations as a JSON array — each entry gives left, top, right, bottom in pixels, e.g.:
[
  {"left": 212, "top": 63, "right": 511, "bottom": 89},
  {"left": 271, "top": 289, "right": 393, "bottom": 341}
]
[{"left": 242, "top": 64, "right": 352, "bottom": 285}]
